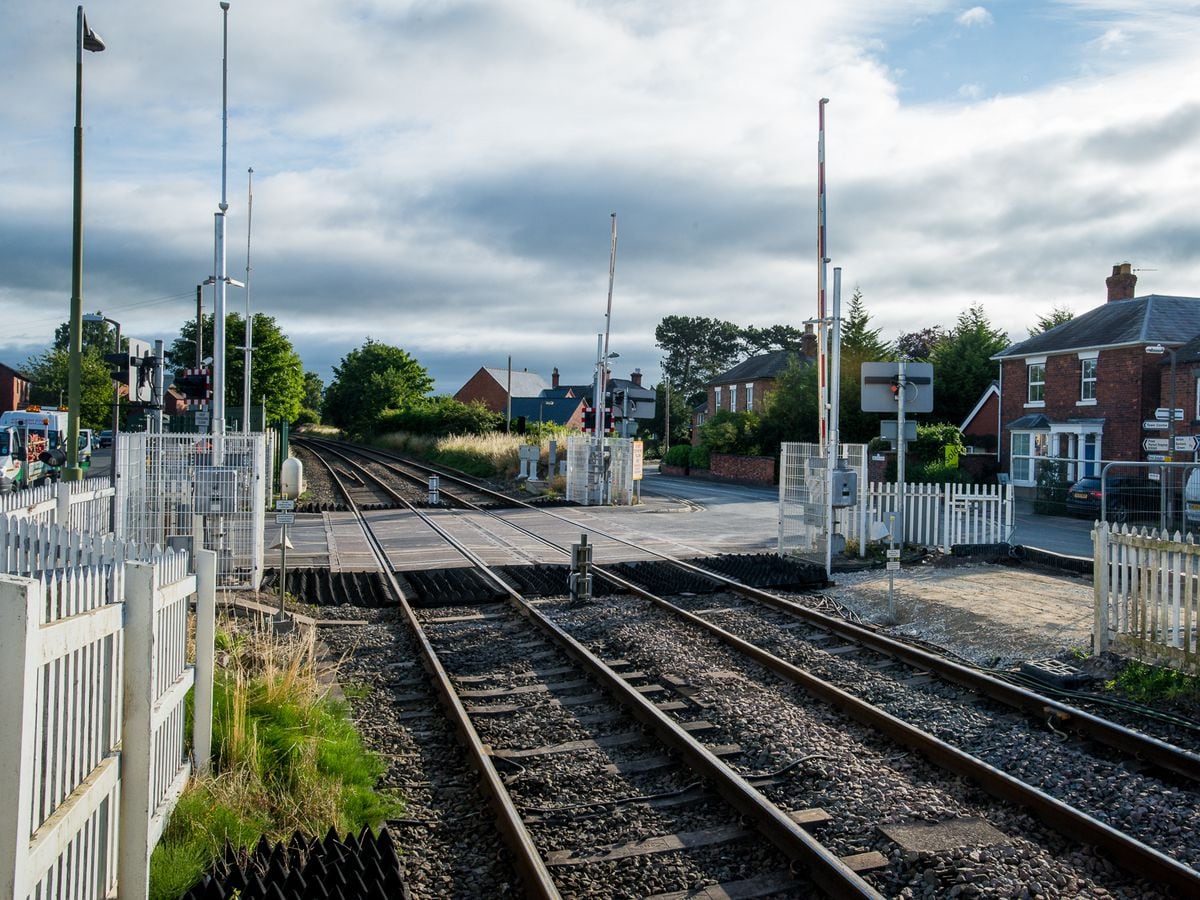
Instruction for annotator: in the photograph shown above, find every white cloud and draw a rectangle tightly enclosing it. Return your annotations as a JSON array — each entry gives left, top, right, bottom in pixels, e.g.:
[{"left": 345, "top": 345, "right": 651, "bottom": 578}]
[
  {"left": 0, "top": 1, "right": 1199, "bottom": 393},
  {"left": 956, "top": 6, "right": 994, "bottom": 28}
]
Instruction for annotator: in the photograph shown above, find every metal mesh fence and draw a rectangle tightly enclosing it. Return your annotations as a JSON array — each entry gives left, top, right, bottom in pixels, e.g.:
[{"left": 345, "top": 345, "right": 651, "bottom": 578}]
[
  {"left": 779, "top": 442, "right": 869, "bottom": 563},
  {"left": 565, "top": 436, "right": 592, "bottom": 504},
  {"left": 607, "top": 437, "right": 635, "bottom": 506},
  {"left": 116, "top": 432, "right": 265, "bottom": 588},
  {"left": 565, "top": 435, "right": 637, "bottom": 505}
]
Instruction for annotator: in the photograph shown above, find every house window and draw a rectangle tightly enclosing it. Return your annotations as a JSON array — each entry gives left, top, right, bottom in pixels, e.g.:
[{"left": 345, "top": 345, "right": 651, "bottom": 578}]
[
  {"left": 1027, "top": 363, "right": 1045, "bottom": 403},
  {"left": 745, "top": 383, "right": 754, "bottom": 410},
  {"left": 1080, "top": 358, "right": 1097, "bottom": 401},
  {"left": 1011, "top": 430, "right": 1049, "bottom": 485},
  {"left": 730, "top": 384, "right": 737, "bottom": 412},
  {"left": 714, "top": 385, "right": 722, "bottom": 411}
]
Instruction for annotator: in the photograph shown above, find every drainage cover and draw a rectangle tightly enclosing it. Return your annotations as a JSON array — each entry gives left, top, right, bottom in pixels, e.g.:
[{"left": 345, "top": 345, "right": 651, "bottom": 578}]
[
  {"left": 1019, "top": 658, "right": 1091, "bottom": 689},
  {"left": 879, "top": 818, "right": 1009, "bottom": 853}
]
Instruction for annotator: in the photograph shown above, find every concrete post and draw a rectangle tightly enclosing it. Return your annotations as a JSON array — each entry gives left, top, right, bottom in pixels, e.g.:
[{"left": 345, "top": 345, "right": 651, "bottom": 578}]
[
  {"left": 193, "top": 550, "right": 217, "bottom": 772},
  {"left": 119, "top": 561, "right": 155, "bottom": 900},
  {"left": 57, "top": 480, "right": 71, "bottom": 527},
  {"left": 0, "top": 576, "right": 40, "bottom": 897},
  {"left": 1093, "top": 523, "right": 1108, "bottom": 654}
]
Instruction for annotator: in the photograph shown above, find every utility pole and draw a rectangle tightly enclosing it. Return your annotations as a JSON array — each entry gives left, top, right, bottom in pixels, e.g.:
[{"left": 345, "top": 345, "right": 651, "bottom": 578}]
[
  {"left": 664, "top": 376, "right": 670, "bottom": 456},
  {"left": 816, "top": 98, "right": 830, "bottom": 458}
]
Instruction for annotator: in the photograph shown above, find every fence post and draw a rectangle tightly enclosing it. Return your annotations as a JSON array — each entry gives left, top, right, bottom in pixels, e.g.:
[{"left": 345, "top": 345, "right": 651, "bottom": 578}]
[
  {"left": 942, "top": 483, "right": 953, "bottom": 553},
  {"left": 194, "top": 550, "right": 217, "bottom": 772},
  {"left": 1093, "top": 523, "right": 1109, "bottom": 654},
  {"left": 56, "top": 480, "right": 71, "bottom": 527},
  {"left": 119, "top": 561, "right": 156, "bottom": 900},
  {"left": 0, "top": 575, "right": 41, "bottom": 898}
]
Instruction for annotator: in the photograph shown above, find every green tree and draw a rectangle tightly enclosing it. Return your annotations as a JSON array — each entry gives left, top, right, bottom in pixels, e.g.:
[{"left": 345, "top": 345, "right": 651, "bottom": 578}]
[
  {"left": 302, "top": 371, "right": 324, "bottom": 410},
  {"left": 376, "top": 396, "right": 501, "bottom": 437},
  {"left": 655, "top": 315, "right": 743, "bottom": 402},
  {"left": 53, "top": 313, "right": 119, "bottom": 354},
  {"left": 757, "top": 358, "right": 819, "bottom": 455},
  {"left": 649, "top": 382, "right": 692, "bottom": 451},
  {"left": 930, "top": 304, "right": 1008, "bottom": 426},
  {"left": 323, "top": 339, "right": 433, "bottom": 436},
  {"left": 841, "top": 289, "right": 891, "bottom": 360},
  {"left": 166, "top": 313, "right": 306, "bottom": 424},
  {"left": 1028, "top": 305, "right": 1074, "bottom": 337},
  {"left": 23, "top": 348, "right": 113, "bottom": 429},
  {"left": 740, "top": 324, "right": 806, "bottom": 356}
]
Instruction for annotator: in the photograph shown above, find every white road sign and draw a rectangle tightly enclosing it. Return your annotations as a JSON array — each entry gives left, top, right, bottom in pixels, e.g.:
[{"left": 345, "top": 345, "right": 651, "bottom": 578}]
[
  {"left": 276, "top": 499, "right": 296, "bottom": 510},
  {"left": 1155, "top": 408, "right": 1185, "bottom": 421},
  {"left": 1143, "top": 438, "right": 1170, "bottom": 452},
  {"left": 274, "top": 513, "right": 295, "bottom": 525},
  {"left": 1143, "top": 420, "right": 1169, "bottom": 430},
  {"left": 886, "top": 561, "right": 901, "bottom": 572},
  {"left": 1175, "top": 435, "right": 1198, "bottom": 452}
]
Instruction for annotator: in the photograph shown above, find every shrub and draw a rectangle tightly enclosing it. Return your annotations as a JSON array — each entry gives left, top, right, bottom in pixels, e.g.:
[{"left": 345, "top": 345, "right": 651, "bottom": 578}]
[
  {"left": 664, "top": 445, "right": 691, "bottom": 467},
  {"left": 698, "top": 410, "right": 761, "bottom": 456},
  {"left": 375, "top": 396, "right": 501, "bottom": 437},
  {"left": 292, "top": 407, "right": 321, "bottom": 427},
  {"left": 690, "top": 444, "right": 711, "bottom": 469}
]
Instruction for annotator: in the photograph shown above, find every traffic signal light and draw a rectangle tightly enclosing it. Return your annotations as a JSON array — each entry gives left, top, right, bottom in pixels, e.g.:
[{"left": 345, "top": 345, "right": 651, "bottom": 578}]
[
  {"left": 582, "top": 407, "right": 615, "bottom": 435},
  {"left": 177, "top": 369, "right": 211, "bottom": 402},
  {"left": 889, "top": 380, "right": 901, "bottom": 400},
  {"left": 104, "top": 352, "right": 132, "bottom": 384}
]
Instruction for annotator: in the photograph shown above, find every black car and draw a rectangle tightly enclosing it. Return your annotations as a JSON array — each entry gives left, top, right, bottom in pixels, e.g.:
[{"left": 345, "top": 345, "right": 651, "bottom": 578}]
[{"left": 1064, "top": 475, "right": 1159, "bottom": 523}]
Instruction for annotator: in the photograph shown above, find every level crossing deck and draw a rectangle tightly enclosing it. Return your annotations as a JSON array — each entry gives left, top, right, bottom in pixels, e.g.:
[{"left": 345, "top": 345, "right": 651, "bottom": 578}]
[{"left": 269, "top": 490, "right": 779, "bottom": 573}]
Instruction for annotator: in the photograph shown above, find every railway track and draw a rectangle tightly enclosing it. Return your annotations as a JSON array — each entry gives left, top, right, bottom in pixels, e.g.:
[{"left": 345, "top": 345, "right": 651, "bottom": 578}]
[
  {"left": 295, "top": 437, "right": 1200, "bottom": 895},
  {"left": 302, "top": 440, "right": 883, "bottom": 898}
]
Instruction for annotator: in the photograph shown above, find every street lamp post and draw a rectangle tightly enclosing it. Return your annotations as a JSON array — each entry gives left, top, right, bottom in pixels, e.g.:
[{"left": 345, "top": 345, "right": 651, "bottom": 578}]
[
  {"left": 64, "top": 6, "right": 105, "bottom": 482},
  {"left": 84, "top": 313, "right": 119, "bottom": 529}
]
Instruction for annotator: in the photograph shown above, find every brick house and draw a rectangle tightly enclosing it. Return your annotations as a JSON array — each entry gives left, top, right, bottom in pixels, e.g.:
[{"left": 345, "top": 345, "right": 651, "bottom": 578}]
[
  {"left": 0, "top": 362, "right": 32, "bottom": 413},
  {"left": 692, "top": 342, "right": 814, "bottom": 444},
  {"left": 453, "top": 366, "right": 550, "bottom": 415},
  {"left": 992, "top": 263, "right": 1200, "bottom": 488},
  {"left": 959, "top": 381, "right": 999, "bottom": 452}
]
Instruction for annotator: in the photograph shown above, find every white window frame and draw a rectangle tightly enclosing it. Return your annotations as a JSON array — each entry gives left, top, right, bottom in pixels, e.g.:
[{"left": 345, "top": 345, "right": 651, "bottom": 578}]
[
  {"left": 1078, "top": 352, "right": 1097, "bottom": 405},
  {"left": 745, "top": 383, "right": 754, "bottom": 411},
  {"left": 1010, "top": 429, "right": 1049, "bottom": 487},
  {"left": 1027, "top": 361, "right": 1046, "bottom": 406},
  {"left": 714, "top": 385, "right": 722, "bottom": 411},
  {"left": 730, "top": 383, "right": 737, "bottom": 412}
]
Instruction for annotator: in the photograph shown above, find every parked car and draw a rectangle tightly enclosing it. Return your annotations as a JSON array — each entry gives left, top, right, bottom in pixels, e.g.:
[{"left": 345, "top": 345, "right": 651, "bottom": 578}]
[
  {"left": 97, "top": 430, "right": 113, "bottom": 448},
  {"left": 1064, "top": 475, "right": 1159, "bottom": 523}
]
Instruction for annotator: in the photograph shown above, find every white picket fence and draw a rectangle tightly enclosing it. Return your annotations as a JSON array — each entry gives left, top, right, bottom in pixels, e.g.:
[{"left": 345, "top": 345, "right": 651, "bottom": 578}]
[
  {"left": 859, "top": 481, "right": 1014, "bottom": 551},
  {"left": 0, "top": 523, "right": 215, "bottom": 898},
  {"left": 0, "top": 478, "right": 115, "bottom": 532},
  {"left": 1093, "top": 524, "right": 1199, "bottom": 674}
]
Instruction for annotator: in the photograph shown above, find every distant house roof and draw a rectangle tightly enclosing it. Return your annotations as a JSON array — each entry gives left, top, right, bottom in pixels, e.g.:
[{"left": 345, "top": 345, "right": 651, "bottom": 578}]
[
  {"left": 959, "top": 381, "right": 999, "bottom": 432},
  {"left": 508, "top": 396, "right": 583, "bottom": 425},
  {"left": 994, "top": 295, "right": 1200, "bottom": 359},
  {"left": 606, "top": 378, "right": 655, "bottom": 400},
  {"left": 693, "top": 400, "right": 709, "bottom": 414},
  {"left": 538, "top": 387, "right": 578, "bottom": 400},
  {"left": 0, "top": 362, "right": 32, "bottom": 381},
  {"left": 709, "top": 350, "right": 804, "bottom": 386},
  {"left": 482, "top": 367, "right": 549, "bottom": 398}
]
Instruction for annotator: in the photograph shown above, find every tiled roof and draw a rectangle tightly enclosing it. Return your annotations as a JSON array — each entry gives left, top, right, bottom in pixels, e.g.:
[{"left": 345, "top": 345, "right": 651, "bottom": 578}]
[
  {"left": 509, "top": 396, "right": 584, "bottom": 425},
  {"left": 709, "top": 350, "right": 806, "bottom": 386},
  {"left": 482, "top": 367, "right": 549, "bottom": 398},
  {"left": 995, "top": 295, "right": 1200, "bottom": 358}
]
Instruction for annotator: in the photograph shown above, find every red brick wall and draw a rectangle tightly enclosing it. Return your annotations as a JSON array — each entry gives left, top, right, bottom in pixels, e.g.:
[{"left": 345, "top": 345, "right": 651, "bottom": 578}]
[
  {"left": 710, "top": 452, "right": 775, "bottom": 484},
  {"left": 962, "top": 391, "right": 998, "bottom": 438},
  {"left": 454, "top": 368, "right": 507, "bottom": 414},
  {"left": 0, "top": 370, "right": 30, "bottom": 414},
  {"left": 1000, "top": 346, "right": 1160, "bottom": 467}
]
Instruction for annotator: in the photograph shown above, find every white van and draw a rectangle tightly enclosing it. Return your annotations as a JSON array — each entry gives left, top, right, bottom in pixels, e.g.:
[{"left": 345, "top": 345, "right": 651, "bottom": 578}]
[{"left": 1185, "top": 469, "right": 1200, "bottom": 530}]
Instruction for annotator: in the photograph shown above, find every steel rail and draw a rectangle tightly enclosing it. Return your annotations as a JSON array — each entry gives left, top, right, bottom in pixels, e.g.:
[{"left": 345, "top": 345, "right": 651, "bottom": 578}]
[
  {"left": 307, "top": 438, "right": 1200, "bottom": 785},
  {"left": 301, "top": 439, "right": 1200, "bottom": 891},
  {"left": 310, "top": 438, "right": 885, "bottom": 900},
  {"left": 303, "top": 449, "right": 561, "bottom": 899}
]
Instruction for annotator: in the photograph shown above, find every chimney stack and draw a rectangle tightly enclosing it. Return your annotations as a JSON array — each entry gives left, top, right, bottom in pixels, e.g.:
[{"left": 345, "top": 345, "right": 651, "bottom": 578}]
[
  {"left": 1106, "top": 262, "right": 1137, "bottom": 303},
  {"left": 551, "top": 367, "right": 560, "bottom": 389},
  {"left": 630, "top": 368, "right": 642, "bottom": 387},
  {"left": 801, "top": 322, "right": 817, "bottom": 358}
]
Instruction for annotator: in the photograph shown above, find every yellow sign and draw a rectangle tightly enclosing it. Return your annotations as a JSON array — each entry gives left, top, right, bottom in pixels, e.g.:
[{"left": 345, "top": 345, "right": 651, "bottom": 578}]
[{"left": 632, "top": 440, "right": 644, "bottom": 481}]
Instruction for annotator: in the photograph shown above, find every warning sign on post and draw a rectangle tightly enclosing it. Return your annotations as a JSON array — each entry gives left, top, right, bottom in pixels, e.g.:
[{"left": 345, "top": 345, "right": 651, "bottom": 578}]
[{"left": 632, "top": 440, "right": 644, "bottom": 481}]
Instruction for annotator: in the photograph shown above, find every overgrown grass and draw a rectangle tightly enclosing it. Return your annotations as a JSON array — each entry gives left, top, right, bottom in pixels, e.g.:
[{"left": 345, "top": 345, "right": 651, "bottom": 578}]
[
  {"left": 149, "top": 618, "right": 402, "bottom": 900},
  {"left": 378, "top": 429, "right": 568, "bottom": 480},
  {"left": 1106, "top": 660, "right": 1200, "bottom": 705}
]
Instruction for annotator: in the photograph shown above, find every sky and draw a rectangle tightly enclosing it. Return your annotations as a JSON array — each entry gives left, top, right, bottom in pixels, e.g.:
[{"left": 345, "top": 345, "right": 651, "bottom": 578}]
[{"left": 3, "top": 1, "right": 1199, "bottom": 396}]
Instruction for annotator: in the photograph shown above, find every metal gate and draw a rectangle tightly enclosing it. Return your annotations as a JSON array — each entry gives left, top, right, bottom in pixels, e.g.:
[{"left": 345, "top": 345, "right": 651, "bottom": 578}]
[
  {"left": 116, "top": 432, "right": 265, "bottom": 588},
  {"left": 778, "top": 442, "right": 868, "bottom": 564},
  {"left": 565, "top": 435, "right": 636, "bottom": 506}
]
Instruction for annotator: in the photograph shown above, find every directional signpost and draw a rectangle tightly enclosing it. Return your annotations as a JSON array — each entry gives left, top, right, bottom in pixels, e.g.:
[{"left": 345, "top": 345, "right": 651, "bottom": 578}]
[
  {"left": 272, "top": 498, "right": 297, "bottom": 633},
  {"left": 1174, "top": 435, "right": 1197, "bottom": 452},
  {"left": 1143, "top": 438, "right": 1170, "bottom": 452}
]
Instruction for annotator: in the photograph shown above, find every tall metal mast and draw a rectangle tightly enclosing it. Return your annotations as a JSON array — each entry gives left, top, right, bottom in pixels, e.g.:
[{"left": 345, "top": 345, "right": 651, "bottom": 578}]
[
  {"left": 817, "top": 98, "right": 830, "bottom": 456},
  {"left": 242, "top": 166, "right": 253, "bottom": 433},
  {"left": 212, "top": 1, "right": 231, "bottom": 438}
]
